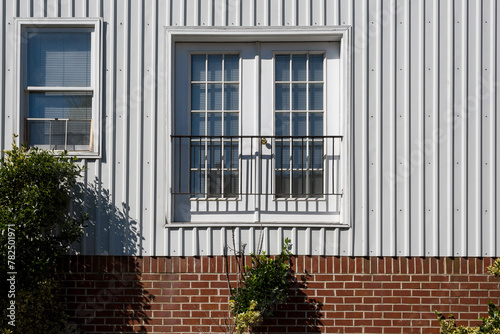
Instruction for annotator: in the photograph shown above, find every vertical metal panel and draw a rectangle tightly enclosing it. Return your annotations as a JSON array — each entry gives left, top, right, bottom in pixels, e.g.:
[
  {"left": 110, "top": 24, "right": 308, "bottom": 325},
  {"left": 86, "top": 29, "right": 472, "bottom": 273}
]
[
  {"left": 2, "top": 0, "right": 500, "bottom": 257},
  {"left": 423, "top": 0, "right": 439, "bottom": 257},
  {"left": 380, "top": 0, "right": 397, "bottom": 257}
]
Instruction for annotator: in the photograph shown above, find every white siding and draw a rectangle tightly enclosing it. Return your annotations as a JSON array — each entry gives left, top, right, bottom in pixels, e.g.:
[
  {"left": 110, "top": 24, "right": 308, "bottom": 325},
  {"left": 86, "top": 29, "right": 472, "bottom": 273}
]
[{"left": 1, "top": 0, "right": 499, "bottom": 257}]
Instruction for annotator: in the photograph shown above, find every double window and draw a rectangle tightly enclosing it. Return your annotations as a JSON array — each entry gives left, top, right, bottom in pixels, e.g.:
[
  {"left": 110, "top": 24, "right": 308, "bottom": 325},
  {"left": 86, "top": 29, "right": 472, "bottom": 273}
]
[
  {"left": 17, "top": 19, "right": 102, "bottom": 156},
  {"left": 172, "top": 41, "right": 345, "bottom": 224}
]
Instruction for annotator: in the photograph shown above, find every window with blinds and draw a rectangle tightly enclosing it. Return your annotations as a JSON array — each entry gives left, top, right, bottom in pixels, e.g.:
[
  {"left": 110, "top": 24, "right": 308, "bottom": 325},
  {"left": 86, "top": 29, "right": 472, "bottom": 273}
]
[{"left": 23, "top": 28, "right": 96, "bottom": 152}]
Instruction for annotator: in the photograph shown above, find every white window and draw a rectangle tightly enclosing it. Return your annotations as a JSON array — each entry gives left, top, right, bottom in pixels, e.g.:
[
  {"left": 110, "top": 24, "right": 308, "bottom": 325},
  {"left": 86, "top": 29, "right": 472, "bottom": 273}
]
[
  {"left": 16, "top": 19, "right": 102, "bottom": 156},
  {"left": 167, "top": 29, "right": 351, "bottom": 226}
]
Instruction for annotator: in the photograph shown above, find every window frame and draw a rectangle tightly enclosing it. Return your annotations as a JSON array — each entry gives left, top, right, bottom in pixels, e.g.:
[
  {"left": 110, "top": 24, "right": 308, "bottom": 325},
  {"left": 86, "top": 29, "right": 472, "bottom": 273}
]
[
  {"left": 14, "top": 18, "right": 103, "bottom": 158},
  {"left": 165, "top": 27, "right": 352, "bottom": 227}
]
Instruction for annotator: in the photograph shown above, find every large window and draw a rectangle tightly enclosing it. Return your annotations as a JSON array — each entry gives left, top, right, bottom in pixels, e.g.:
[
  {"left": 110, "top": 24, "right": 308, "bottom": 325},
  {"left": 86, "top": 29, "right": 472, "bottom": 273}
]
[
  {"left": 170, "top": 34, "right": 349, "bottom": 225},
  {"left": 16, "top": 19, "right": 102, "bottom": 156}
]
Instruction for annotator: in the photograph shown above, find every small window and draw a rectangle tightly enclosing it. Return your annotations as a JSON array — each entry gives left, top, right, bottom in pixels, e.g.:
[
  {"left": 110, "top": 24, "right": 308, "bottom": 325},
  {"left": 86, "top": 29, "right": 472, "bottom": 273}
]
[{"left": 17, "top": 19, "right": 102, "bottom": 156}]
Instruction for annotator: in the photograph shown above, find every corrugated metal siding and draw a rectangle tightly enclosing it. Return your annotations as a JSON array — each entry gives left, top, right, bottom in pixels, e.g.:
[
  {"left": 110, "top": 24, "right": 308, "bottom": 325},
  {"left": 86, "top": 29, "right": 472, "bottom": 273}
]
[{"left": 1, "top": 0, "right": 498, "bottom": 257}]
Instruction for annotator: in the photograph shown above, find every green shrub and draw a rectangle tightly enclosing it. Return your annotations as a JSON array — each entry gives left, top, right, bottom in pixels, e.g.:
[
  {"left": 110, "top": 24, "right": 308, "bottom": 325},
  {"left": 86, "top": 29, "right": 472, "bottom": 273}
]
[
  {"left": 0, "top": 141, "right": 86, "bottom": 332},
  {"left": 229, "top": 238, "right": 292, "bottom": 333},
  {"left": 436, "top": 259, "right": 500, "bottom": 334}
]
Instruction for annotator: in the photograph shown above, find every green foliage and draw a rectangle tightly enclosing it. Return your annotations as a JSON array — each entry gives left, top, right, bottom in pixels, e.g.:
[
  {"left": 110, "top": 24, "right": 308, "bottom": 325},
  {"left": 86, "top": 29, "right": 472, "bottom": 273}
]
[
  {"left": 230, "top": 238, "right": 292, "bottom": 332},
  {"left": 229, "top": 300, "right": 263, "bottom": 334},
  {"left": 0, "top": 141, "right": 85, "bottom": 287},
  {"left": 436, "top": 259, "right": 500, "bottom": 334},
  {"left": 13, "top": 279, "right": 81, "bottom": 334},
  {"left": 0, "top": 141, "right": 86, "bottom": 332}
]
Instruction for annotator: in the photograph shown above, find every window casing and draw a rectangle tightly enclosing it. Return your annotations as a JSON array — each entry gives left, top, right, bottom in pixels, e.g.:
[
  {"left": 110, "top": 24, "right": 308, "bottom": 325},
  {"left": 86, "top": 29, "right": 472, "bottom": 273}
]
[
  {"left": 16, "top": 19, "right": 102, "bottom": 157},
  {"left": 167, "top": 28, "right": 351, "bottom": 226}
]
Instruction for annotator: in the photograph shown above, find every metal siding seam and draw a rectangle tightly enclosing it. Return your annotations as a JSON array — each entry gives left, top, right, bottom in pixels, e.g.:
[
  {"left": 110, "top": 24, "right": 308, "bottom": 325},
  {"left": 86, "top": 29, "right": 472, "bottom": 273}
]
[
  {"left": 467, "top": 0, "right": 482, "bottom": 257},
  {"left": 367, "top": 0, "right": 382, "bottom": 257},
  {"left": 193, "top": 227, "right": 198, "bottom": 256},
  {"left": 495, "top": 0, "right": 500, "bottom": 256},
  {"left": 424, "top": 0, "right": 440, "bottom": 257},
  {"left": 380, "top": 0, "right": 396, "bottom": 257},
  {"left": 395, "top": 0, "right": 410, "bottom": 257},
  {"left": 0, "top": 0, "right": 4, "bottom": 154},
  {"left": 453, "top": 0, "right": 468, "bottom": 257}
]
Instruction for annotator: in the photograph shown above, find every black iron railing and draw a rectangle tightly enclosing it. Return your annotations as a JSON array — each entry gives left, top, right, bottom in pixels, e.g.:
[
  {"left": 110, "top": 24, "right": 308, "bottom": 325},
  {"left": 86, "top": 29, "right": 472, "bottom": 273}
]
[{"left": 171, "top": 135, "right": 343, "bottom": 199}]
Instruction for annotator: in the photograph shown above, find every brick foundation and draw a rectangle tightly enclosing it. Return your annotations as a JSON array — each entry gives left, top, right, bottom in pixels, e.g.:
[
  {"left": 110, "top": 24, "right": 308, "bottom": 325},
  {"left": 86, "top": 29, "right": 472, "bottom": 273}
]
[{"left": 59, "top": 256, "right": 500, "bottom": 334}]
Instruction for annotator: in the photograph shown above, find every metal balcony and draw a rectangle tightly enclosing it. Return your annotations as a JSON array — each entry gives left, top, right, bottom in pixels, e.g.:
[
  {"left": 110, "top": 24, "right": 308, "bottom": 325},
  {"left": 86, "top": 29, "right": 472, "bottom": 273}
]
[{"left": 171, "top": 135, "right": 343, "bottom": 199}]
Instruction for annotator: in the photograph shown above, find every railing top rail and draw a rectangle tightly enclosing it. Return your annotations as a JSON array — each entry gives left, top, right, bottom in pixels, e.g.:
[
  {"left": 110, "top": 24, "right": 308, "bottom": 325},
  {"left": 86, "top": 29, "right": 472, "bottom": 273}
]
[{"left": 171, "top": 135, "right": 343, "bottom": 139}]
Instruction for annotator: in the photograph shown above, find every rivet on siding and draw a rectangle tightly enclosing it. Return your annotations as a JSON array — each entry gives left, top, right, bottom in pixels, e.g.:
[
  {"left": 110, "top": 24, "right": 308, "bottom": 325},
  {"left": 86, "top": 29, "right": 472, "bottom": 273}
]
[
  {"left": 457, "top": 21, "right": 460, "bottom": 24},
  {"left": 485, "top": 210, "right": 488, "bottom": 213},
  {"left": 485, "top": 68, "right": 487, "bottom": 71},
  {"left": 485, "top": 21, "right": 488, "bottom": 23},
  {"left": 400, "top": 22, "right": 402, "bottom": 24}
]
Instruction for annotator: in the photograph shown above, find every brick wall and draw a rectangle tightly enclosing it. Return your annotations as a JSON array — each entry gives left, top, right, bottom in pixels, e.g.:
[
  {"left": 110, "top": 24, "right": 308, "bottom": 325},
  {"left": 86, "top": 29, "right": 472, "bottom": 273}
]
[{"left": 59, "top": 256, "right": 500, "bottom": 334}]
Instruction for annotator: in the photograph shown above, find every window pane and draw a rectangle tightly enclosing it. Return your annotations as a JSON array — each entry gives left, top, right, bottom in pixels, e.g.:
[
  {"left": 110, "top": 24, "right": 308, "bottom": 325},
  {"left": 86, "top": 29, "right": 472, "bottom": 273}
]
[
  {"left": 191, "top": 84, "right": 205, "bottom": 110},
  {"left": 309, "top": 54, "right": 323, "bottom": 81},
  {"left": 292, "top": 83, "right": 307, "bottom": 110},
  {"left": 224, "top": 84, "right": 239, "bottom": 110},
  {"left": 224, "top": 112, "right": 239, "bottom": 136},
  {"left": 309, "top": 171, "right": 323, "bottom": 197},
  {"left": 292, "top": 141, "right": 307, "bottom": 168},
  {"left": 309, "top": 83, "right": 323, "bottom": 110},
  {"left": 207, "top": 112, "right": 222, "bottom": 136},
  {"left": 292, "top": 54, "right": 307, "bottom": 81},
  {"left": 292, "top": 112, "right": 307, "bottom": 136},
  {"left": 207, "top": 141, "right": 222, "bottom": 168},
  {"left": 191, "top": 113, "right": 205, "bottom": 136},
  {"left": 310, "top": 141, "right": 323, "bottom": 169},
  {"left": 309, "top": 113, "right": 323, "bottom": 136},
  {"left": 275, "top": 171, "right": 290, "bottom": 198},
  {"left": 275, "top": 55, "right": 290, "bottom": 81},
  {"left": 275, "top": 112, "right": 290, "bottom": 136},
  {"left": 224, "top": 55, "right": 239, "bottom": 81},
  {"left": 275, "top": 84, "right": 290, "bottom": 110},
  {"left": 275, "top": 141, "right": 290, "bottom": 169},
  {"left": 66, "top": 120, "right": 91, "bottom": 150},
  {"left": 190, "top": 171, "right": 205, "bottom": 198},
  {"left": 207, "top": 84, "right": 222, "bottom": 110},
  {"left": 208, "top": 171, "right": 222, "bottom": 197},
  {"left": 190, "top": 141, "right": 205, "bottom": 168},
  {"left": 207, "top": 55, "right": 223, "bottom": 81},
  {"left": 191, "top": 55, "right": 206, "bottom": 81},
  {"left": 28, "top": 32, "right": 91, "bottom": 87},
  {"left": 29, "top": 92, "right": 92, "bottom": 119},
  {"left": 292, "top": 171, "right": 306, "bottom": 197},
  {"left": 224, "top": 171, "right": 239, "bottom": 197},
  {"left": 224, "top": 142, "right": 239, "bottom": 169}
]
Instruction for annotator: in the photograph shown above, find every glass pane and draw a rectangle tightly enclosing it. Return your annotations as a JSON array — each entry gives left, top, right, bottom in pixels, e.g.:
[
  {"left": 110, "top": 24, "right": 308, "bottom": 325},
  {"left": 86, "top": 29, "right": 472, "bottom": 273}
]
[
  {"left": 275, "top": 171, "right": 290, "bottom": 198},
  {"left": 224, "top": 84, "right": 239, "bottom": 110},
  {"left": 275, "top": 55, "right": 290, "bottom": 81},
  {"left": 292, "top": 171, "right": 307, "bottom": 197},
  {"left": 224, "top": 112, "right": 239, "bottom": 136},
  {"left": 309, "top": 113, "right": 323, "bottom": 136},
  {"left": 309, "top": 171, "right": 323, "bottom": 197},
  {"left": 224, "top": 142, "right": 239, "bottom": 169},
  {"left": 207, "top": 112, "right": 222, "bottom": 136},
  {"left": 28, "top": 32, "right": 91, "bottom": 87},
  {"left": 207, "top": 141, "right": 222, "bottom": 168},
  {"left": 309, "top": 83, "right": 324, "bottom": 110},
  {"left": 309, "top": 54, "right": 324, "bottom": 81},
  {"left": 292, "top": 54, "right": 307, "bottom": 81},
  {"left": 275, "top": 112, "right": 290, "bottom": 136},
  {"left": 224, "top": 171, "right": 239, "bottom": 197},
  {"left": 191, "top": 84, "right": 205, "bottom": 110},
  {"left": 292, "top": 112, "right": 307, "bottom": 136},
  {"left": 190, "top": 171, "right": 205, "bottom": 198},
  {"left": 275, "top": 84, "right": 290, "bottom": 110},
  {"left": 191, "top": 55, "right": 206, "bottom": 81},
  {"left": 292, "top": 84, "right": 307, "bottom": 110},
  {"left": 191, "top": 113, "right": 205, "bottom": 136},
  {"left": 207, "top": 55, "right": 223, "bottom": 81},
  {"left": 310, "top": 141, "right": 323, "bottom": 169},
  {"left": 208, "top": 171, "right": 222, "bottom": 197},
  {"left": 29, "top": 92, "right": 92, "bottom": 119},
  {"left": 224, "top": 55, "right": 239, "bottom": 81},
  {"left": 207, "top": 84, "right": 222, "bottom": 110},
  {"left": 66, "top": 120, "right": 91, "bottom": 150},
  {"left": 275, "top": 141, "right": 290, "bottom": 169},
  {"left": 292, "top": 141, "right": 307, "bottom": 168},
  {"left": 190, "top": 141, "right": 205, "bottom": 168}
]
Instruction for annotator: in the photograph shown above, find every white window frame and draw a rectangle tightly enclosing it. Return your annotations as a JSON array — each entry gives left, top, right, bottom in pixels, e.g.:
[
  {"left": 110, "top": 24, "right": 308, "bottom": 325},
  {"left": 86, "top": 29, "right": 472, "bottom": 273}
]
[
  {"left": 165, "top": 27, "right": 352, "bottom": 227},
  {"left": 14, "top": 18, "right": 103, "bottom": 158}
]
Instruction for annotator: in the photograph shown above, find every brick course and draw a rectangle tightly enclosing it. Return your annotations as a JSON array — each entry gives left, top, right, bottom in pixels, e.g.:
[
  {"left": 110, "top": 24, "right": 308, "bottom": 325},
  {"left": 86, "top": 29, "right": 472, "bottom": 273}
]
[{"left": 59, "top": 256, "right": 500, "bottom": 334}]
